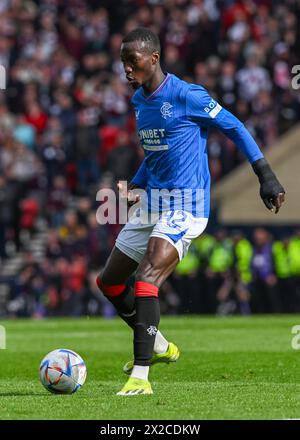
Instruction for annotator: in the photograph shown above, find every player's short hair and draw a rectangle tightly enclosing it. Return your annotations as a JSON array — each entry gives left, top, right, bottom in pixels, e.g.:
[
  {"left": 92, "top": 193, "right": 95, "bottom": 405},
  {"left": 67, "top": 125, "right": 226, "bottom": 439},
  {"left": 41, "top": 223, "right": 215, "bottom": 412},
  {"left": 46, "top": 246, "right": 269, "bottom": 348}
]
[{"left": 122, "top": 27, "right": 161, "bottom": 54}]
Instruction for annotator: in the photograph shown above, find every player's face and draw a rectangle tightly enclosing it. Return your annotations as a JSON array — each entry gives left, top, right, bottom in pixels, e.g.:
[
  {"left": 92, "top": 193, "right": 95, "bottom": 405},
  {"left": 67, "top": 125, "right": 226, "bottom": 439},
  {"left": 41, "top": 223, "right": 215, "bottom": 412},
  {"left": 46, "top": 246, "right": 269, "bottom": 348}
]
[{"left": 120, "top": 42, "right": 159, "bottom": 90}]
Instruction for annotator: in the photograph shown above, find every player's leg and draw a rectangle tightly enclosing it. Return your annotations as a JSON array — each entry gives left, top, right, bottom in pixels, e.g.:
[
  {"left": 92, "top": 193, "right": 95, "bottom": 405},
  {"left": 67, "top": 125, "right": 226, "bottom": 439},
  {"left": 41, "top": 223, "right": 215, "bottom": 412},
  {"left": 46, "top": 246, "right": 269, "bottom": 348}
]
[
  {"left": 133, "top": 237, "right": 179, "bottom": 368},
  {"left": 96, "top": 240, "right": 171, "bottom": 354},
  {"left": 117, "top": 210, "right": 208, "bottom": 395},
  {"left": 96, "top": 246, "right": 138, "bottom": 328},
  {"left": 117, "top": 236, "right": 179, "bottom": 395}
]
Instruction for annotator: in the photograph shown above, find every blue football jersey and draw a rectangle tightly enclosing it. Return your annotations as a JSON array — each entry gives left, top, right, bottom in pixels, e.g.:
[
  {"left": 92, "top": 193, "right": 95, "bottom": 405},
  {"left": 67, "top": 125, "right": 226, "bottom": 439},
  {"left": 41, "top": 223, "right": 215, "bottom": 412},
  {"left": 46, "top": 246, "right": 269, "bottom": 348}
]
[{"left": 131, "top": 73, "right": 263, "bottom": 218}]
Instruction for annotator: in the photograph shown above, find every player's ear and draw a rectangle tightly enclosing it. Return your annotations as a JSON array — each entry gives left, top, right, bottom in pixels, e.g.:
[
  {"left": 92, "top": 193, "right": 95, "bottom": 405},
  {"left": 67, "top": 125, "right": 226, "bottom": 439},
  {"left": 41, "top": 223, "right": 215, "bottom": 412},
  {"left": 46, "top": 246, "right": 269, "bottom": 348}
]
[{"left": 151, "top": 51, "right": 160, "bottom": 65}]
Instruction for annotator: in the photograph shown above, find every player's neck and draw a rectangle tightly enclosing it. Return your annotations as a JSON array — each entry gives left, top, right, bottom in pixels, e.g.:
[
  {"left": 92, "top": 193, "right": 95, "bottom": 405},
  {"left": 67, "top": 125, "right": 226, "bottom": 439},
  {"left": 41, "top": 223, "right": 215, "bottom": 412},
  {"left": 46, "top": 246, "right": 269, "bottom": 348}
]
[{"left": 142, "top": 69, "right": 166, "bottom": 96}]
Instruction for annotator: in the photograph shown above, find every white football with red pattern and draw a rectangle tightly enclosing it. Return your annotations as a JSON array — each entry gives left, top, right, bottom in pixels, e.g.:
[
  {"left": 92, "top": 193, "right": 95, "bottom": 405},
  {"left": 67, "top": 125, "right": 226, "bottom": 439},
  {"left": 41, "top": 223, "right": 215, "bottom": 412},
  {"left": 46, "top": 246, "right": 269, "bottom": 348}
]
[{"left": 39, "top": 349, "right": 87, "bottom": 394}]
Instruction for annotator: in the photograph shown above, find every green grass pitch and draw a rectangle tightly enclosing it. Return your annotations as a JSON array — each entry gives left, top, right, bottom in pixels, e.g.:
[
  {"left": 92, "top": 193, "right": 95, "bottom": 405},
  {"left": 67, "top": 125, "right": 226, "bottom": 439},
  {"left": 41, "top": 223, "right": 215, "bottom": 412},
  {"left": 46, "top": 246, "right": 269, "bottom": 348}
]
[{"left": 0, "top": 315, "right": 300, "bottom": 420}]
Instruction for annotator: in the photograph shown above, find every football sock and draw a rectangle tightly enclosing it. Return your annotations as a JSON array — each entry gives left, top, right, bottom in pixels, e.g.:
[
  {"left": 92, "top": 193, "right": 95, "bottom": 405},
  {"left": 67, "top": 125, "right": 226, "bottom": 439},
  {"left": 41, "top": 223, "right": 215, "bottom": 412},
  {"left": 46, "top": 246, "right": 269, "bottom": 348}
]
[
  {"left": 96, "top": 277, "right": 136, "bottom": 328},
  {"left": 154, "top": 330, "right": 169, "bottom": 354},
  {"left": 134, "top": 281, "right": 160, "bottom": 367},
  {"left": 96, "top": 277, "right": 168, "bottom": 355},
  {"left": 131, "top": 365, "right": 150, "bottom": 381},
  {"left": 109, "top": 286, "right": 136, "bottom": 328}
]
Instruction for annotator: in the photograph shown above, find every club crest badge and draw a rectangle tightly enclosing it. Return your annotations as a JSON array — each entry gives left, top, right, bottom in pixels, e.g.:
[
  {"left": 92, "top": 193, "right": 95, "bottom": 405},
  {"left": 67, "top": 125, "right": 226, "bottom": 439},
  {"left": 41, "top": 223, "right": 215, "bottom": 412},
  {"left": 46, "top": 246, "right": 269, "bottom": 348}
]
[{"left": 160, "top": 102, "right": 173, "bottom": 119}]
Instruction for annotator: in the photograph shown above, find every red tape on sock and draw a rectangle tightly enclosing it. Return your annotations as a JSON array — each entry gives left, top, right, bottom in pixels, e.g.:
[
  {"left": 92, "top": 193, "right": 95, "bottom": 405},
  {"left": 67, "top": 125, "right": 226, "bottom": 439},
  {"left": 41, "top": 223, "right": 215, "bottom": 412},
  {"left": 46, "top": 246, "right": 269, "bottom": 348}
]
[
  {"left": 134, "top": 281, "right": 158, "bottom": 297},
  {"left": 96, "top": 276, "right": 126, "bottom": 297}
]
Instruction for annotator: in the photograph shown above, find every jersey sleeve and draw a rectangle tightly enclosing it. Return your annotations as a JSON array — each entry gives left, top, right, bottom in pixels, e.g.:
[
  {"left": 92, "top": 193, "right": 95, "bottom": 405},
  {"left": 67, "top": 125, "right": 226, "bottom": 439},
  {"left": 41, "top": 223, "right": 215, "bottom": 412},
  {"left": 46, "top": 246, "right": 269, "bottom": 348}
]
[
  {"left": 131, "top": 159, "right": 147, "bottom": 188},
  {"left": 186, "top": 86, "right": 264, "bottom": 164}
]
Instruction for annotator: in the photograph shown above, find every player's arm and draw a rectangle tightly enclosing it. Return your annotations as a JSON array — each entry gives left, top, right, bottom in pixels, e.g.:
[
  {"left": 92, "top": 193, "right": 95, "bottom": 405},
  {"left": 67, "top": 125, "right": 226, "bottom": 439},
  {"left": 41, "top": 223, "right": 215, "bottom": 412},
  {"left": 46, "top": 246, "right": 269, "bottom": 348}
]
[
  {"left": 186, "top": 86, "right": 285, "bottom": 213},
  {"left": 130, "top": 158, "right": 147, "bottom": 189},
  {"left": 118, "top": 158, "right": 147, "bottom": 207}
]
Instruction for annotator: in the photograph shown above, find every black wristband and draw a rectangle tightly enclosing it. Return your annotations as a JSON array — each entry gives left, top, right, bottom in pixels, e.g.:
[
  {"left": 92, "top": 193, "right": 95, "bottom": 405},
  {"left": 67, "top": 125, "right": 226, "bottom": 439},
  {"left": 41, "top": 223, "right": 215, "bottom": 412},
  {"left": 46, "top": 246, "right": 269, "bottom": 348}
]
[{"left": 252, "top": 158, "right": 276, "bottom": 184}]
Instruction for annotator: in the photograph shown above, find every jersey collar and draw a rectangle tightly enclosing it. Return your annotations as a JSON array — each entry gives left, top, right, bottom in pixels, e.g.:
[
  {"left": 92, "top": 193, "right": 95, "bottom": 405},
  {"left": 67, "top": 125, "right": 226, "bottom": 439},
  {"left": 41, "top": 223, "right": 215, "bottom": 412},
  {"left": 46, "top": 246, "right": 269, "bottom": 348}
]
[{"left": 142, "top": 73, "right": 171, "bottom": 100}]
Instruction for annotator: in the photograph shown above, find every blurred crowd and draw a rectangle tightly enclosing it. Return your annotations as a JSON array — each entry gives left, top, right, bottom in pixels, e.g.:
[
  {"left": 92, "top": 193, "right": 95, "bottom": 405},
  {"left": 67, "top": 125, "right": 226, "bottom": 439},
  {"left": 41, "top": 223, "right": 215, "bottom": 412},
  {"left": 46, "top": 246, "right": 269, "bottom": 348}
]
[
  {"left": 0, "top": 0, "right": 300, "bottom": 316},
  {"left": 3, "top": 227, "right": 300, "bottom": 317},
  {"left": 173, "top": 228, "right": 300, "bottom": 316}
]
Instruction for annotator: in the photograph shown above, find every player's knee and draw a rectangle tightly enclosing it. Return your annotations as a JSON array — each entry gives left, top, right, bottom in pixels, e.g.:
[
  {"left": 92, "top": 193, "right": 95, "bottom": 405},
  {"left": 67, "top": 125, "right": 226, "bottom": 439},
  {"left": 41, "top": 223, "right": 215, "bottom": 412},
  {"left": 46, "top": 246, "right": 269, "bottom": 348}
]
[
  {"left": 96, "top": 273, "right": 107, "bottom": 293},
  {"left": 135, "top": 258, "right": 161, "bottom": 286},
  {"left": 96, "top": 273, "right": 125, "bottom": 297},
  {"left": 97, "top": 269, "right": 111, "bottom": 287}
]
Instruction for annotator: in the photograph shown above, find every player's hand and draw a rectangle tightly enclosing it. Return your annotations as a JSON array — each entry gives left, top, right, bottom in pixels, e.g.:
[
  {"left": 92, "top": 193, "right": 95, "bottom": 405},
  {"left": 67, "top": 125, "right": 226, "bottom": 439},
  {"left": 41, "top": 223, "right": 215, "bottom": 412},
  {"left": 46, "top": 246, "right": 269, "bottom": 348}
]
[
  {"left": 117, "top": 181, "right": 141, "bottom": 207},
  {"left": 252, "top": 158, "right": 285, "bottom": 214},
  {"left": 259, "top": 181, "right": 285, "bottom": 214}
]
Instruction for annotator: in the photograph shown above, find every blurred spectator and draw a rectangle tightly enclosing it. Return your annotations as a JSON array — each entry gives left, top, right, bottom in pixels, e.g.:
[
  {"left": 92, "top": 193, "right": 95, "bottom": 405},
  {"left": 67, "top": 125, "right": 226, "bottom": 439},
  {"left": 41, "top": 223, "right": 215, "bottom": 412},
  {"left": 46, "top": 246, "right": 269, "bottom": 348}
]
[
  {"left": 289, "top": 230, "right": 300, "bottom": 311},
  {"left": 0, "top": 175, "right": 10, "bottom": 258},
  {"left": 47, "top": 175, "right": 70, "bottom": 227},
  {"left": 24, "top": 101, "right": 48, "bottom": 135},
  {"left": 231, "top": 230, "right": 252, "bottom": 315},
  {"left": 0, "top": 175, "right": 24, "bottom": 252},
  {"left": 86, "top": 212, "right": 111, "bottom": 267},
  {"left": 251, "top": 228, "right": 281, "bottom": 313},
  {"left": 46, "top": 229, "right": 64, "bottom": 261},
  {"left": 20, "top": 197, "right": 39, "bottom": 232},
  {"left": 205, "top": 229, "right": 233, "bottom": 315},
  {"left": 41, "top": 132, "right": 67, "bottom": 188},
  {"left": 106, "top": 130, "right": 136, "bottom": 181},
  {"left": 272, "top": 236, "right": 296, "bottom": 313},
  {"left": 75, "top": 109, "right": 101, "bottom": 194},
  {"left": 163, "top": 45, "right": 186, "bottom": 78},
  {"left": 236, "top": 55, "right": 272, "bottom": 102},
  {"left": 13, "top": 116, "right": 36, "bottom": 150},
  {"left": 174, "top": 245, "right": 201, "bottom": 313}
]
